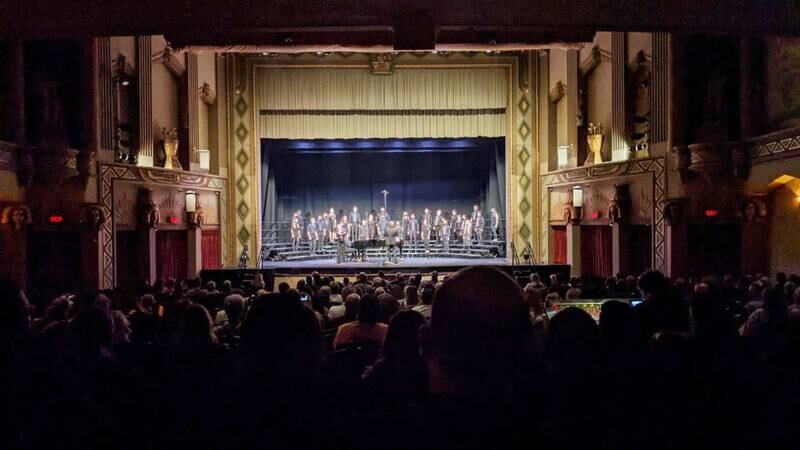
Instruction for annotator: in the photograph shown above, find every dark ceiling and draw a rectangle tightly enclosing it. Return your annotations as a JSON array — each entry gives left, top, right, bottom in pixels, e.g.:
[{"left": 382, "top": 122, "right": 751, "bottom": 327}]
[{"left": 2, "top": 0, "right": 799, "bottom": 49}]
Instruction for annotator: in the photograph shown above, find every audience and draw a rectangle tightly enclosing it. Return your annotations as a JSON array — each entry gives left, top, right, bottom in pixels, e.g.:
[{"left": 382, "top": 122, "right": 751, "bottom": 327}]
[
  {"left": 5, "top": 266, "right": 800, "bottom": 449},
  {"left": 332, "top": 294, "right": 388, "bottom": 349}
]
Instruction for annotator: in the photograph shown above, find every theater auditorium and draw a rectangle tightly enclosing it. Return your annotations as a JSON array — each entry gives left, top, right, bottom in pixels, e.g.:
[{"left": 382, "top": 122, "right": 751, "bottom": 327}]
[{"left": 2, "top": 1, "right": 800, "bottom": 448}]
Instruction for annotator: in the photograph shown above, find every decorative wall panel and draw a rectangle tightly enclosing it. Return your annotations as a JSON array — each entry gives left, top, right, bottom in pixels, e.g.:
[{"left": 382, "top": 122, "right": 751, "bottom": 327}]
[
  {"left": 99, "top": 162, "right": 227, "bottom": 288},
  {"left": 540, "top": 157, "right": 666, "bottom": 271}
]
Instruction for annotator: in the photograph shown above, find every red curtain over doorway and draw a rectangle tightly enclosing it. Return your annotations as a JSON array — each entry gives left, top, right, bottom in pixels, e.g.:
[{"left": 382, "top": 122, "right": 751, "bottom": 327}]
[
  {"left": 201, "top": 229, "right": 221, "bottom": 270},
  {"left": 552, "top": 226, "right": 567, "bottom": 264},
  {"left": 581, "top": 226, "right": 613, "bottom": 278},
  {"left": 156, "top": 230, "right": 188, "bottom": 281}
]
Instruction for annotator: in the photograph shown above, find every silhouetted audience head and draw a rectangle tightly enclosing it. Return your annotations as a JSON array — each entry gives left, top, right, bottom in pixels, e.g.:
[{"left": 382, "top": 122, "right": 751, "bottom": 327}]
[
  {"left": 404, "top": 285, "right": 419, "bottom": 308},
  {"left": 177, "top": 304, "right": 217, "bottom": 348},
  {"left": 358, "top": 295, "right": 380, "bottom": 325},
  {"left": 241, "top": 293, "right": 321, "bottom": 376},
  {"left": 420, "top": 266, "right": 530, "bottom": 398},
  {"left": 381, "top": 310, "right": 426, "bottom": 363},
  {"left": 599, "top": 300, "right": 635, "bottom": 344},
  {"left": 639, "top": 270, "right": 669, "bottom": 300},
  {"left": 420, "top": 285, "right": 434, "bottom": 306},
  {"left": 547, "top": 306, "right": 601, "bottom": 369},
  {"left": 378, "top": 293, "right": 400, "bottom": 323},
  {"left": 224, "top": 294, "right": 245, "bottom": 326}
]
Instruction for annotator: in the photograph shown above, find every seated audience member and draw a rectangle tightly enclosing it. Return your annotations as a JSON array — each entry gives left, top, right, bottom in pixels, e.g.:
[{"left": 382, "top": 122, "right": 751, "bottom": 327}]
[
  {"left": 363, "top": 310, "right": 428, "bottom": 411},
  {"left": 524, "top": 272, "right": 546, "bottom": 291},
  {"left": 332, "top": 295, "right": 387, "bottom": 349},
  {"left": 411, "top": 285, "right": 435, "bottom": 322},
  {"left": 174, "top": 304, "right": 219, "bottom": 357},
  {"left": 277, "top": 282, "right": 290, "bottom": 294},
  {"left": 329, "top": 293, "right": 360, "bottom": 330},
  {"left": 414, "top": 266, "right": 534, "bottom": 449},
  {"left": 378, "top": 293, "right": 400, "bottom": 323},
  {"left": 634, "top": 270, "right": 688, "bottom": 341},
  {"left": 252, "top": 273, "right": 266, "bottom": 291},
  {"left": 214, "top": 294, "right": 245, "bottom": 348},
  {"left": 565, "top": 287, "right": 582, "bottom": 300},
  {"left": 788, "top": 287, "right": 800, "bottom": 321},
  {"left": 739, "top": 287, "right": 788, "bottom": 338},
  {"left": 128, "top": 294, "right": 158, "bottom": 344},
  {"left": 328, "top": 286, "right": 348, "bottom": 321},
  {"left": 220, "top": 280, "right": 234, "bottom": 296},
  {"left": 401, "top": 284, "right": 419, "bottom": 310},
  {"left": 524, "top": 284, "right": 548, "bottom": 333},
  {"left": 35, "top": 295, "right": 72, "bottom": 338},
  {"left": 389, "top": 273, "right": 406, "bottom": 299},
  {"left": 542, "top": 306, "right": 611, "bottom": 449},
  {"left": 329, "top": 282, "right": 344, "bottom": 305},
  {"left": 205, "top": 281, "right": 219, "bottom": 295}
]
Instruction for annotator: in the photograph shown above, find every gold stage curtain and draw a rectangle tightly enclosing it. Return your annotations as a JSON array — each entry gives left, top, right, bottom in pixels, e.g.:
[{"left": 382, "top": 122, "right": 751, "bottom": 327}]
[{"left": 256, "top": 67, "right": 508, "bottom": 138}]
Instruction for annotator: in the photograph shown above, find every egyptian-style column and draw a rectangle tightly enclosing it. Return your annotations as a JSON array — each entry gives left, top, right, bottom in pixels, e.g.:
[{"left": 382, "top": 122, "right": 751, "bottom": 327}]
[
  {"left": 611, "top": 32, "right": 627, "bottom": 161},
  {"left": 96, "top": 37, "right": 115, "bottom": 152},
  {"left": 186, "top": 53, "right": 200, "bottom": 170},
  {"left": 566, "top": 49, "right": 579, "bottom": 167},
  {"left": 136, "top": 36, "right": 154, "bottom": 167}
]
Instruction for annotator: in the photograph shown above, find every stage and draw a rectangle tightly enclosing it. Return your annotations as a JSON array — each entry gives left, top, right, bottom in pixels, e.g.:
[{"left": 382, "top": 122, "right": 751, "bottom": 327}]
[{"left": 259, "top": 256, "right": 507, "bottom": 270}]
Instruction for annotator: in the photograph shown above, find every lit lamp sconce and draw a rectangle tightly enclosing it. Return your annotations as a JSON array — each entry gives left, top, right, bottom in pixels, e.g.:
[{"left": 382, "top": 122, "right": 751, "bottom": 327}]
[
  {"left": 557, "top": 145, "right": 571, "bottom": 169},
  {"left": 196, "top": 149, "right": 211, "bottom": 172},
  {"left": 185, "top": 190, "right": 198, "bottom": 227},
  {"left": 571, "top": 186, "right": 583, "bottom": 224}
]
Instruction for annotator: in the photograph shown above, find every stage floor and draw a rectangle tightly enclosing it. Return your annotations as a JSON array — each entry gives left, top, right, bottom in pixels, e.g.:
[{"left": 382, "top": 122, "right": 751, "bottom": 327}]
[{"left": 260, "top": 256, "right": 507, "bottom": 271}]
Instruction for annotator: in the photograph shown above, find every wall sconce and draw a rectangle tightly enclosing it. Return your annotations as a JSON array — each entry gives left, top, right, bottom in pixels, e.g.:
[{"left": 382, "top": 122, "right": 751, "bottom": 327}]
[
  {"left": 557, "top": 145, "right": 571, "bottom": 169},
  {"left": 571, "top": 186, "right": 583, "bottom": 224},
  {"left": 185, "top": 191, "right": 197, "bottom": 213},
  {"left": 185, "top": 190, "right": 198, "bottom": 228},
  {"left": 572, "top": 186, "right": 583, "bottom": 208},
  {"left": 196, "top": 149, "right": 211, "bottom": 171}
]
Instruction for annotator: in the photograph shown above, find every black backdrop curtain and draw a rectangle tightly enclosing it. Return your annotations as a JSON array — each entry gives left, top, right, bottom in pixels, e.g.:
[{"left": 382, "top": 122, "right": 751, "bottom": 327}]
[{"left": 261, "top": 138, "right": 505, "bottom": 221}]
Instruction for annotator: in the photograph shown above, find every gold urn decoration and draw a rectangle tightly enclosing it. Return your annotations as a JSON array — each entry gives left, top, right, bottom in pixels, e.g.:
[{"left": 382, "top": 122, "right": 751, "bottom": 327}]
[
  {"left": 586, "top": 123, "right": 605, "bottom": 165},
  {"left": 162, "top": 127, "right": 182, "bottom": 170}
]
